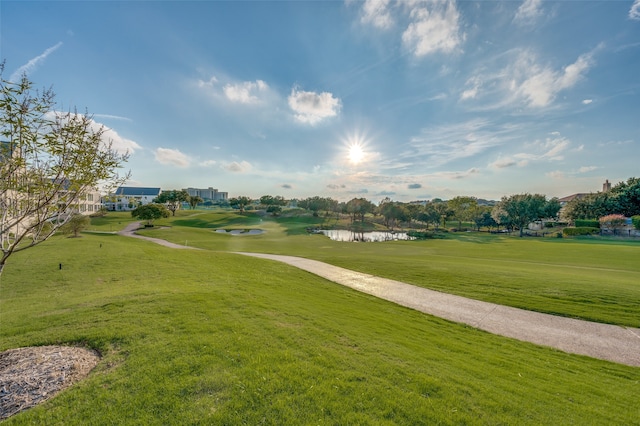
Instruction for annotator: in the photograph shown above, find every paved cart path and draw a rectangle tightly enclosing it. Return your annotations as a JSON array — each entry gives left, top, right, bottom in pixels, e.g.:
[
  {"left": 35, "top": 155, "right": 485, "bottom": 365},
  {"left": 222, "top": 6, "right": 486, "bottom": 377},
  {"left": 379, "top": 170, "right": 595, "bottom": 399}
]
[
  {"left": 237, "top": 252, "right": 640, "bottom": 367},
  {"left": 117, "top": 224, "right": 640, "bottom": 367}
]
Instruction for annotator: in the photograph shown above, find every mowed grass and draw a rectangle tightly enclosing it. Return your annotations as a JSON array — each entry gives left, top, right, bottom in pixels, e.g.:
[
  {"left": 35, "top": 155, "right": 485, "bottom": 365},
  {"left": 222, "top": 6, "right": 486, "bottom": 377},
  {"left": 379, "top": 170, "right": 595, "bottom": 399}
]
[
  {"left": 1, "top": 232, "right": 639, "bottom": 425},
  {"left": 140, "top": 211, "right": 640, "bottom": 327}
]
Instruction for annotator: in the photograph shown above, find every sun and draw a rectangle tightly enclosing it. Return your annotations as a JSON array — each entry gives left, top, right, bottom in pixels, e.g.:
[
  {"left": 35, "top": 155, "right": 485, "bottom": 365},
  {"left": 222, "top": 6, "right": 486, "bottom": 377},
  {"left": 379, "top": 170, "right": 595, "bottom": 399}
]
[{"left": 348, "top": 143, "right": 365, "bottom": 164}]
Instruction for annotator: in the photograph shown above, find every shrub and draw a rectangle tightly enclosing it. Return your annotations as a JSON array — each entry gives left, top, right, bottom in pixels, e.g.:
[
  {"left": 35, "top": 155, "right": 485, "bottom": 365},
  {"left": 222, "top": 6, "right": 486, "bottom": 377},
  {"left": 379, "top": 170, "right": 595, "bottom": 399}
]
[
  {"left": 562, "top": 227, "right": 600, "bottom": 237},
  {"left": 407, "top": 230, "right": 446, "bottom": 240},
  {"left": 632, "top": 216, "right": 640, "bottom": 230},
  {"left": 575, "top": 219, "right": 599, "bottom": 228},
  {"left": 599, "top": 214, "right": 626, "bottom": 229}
]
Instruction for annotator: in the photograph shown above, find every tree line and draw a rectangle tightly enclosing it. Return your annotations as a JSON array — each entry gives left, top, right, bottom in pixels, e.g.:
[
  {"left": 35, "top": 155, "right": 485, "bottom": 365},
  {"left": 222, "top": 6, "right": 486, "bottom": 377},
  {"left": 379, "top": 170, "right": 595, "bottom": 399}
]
[{"left": 226, "top": 177, "right": 640, "bottom": 237}]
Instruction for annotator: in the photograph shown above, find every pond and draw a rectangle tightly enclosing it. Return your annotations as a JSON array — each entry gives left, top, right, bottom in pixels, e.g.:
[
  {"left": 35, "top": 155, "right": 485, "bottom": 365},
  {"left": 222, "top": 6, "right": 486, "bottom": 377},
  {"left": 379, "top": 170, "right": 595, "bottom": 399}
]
[
  {"left": 215, "top": 229, "right": 265, "bottom": 235},
  {"left": 318, "top": 230, "right": 414, "bottom": 242}
]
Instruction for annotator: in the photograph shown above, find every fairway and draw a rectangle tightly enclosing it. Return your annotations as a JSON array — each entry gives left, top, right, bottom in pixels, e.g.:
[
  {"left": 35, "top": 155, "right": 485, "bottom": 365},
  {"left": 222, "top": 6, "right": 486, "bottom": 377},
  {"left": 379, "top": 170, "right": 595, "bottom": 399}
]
[{"left": 1, "top": 212, "right": 639, "bottom": 424}]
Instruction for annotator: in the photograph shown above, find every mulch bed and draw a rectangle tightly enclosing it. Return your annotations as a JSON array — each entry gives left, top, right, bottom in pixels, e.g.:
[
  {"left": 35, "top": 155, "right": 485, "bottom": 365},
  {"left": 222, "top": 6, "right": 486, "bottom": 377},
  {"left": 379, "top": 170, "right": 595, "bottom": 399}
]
[{"left": 0, "top": 346, "right": 100, "bottom": 420}]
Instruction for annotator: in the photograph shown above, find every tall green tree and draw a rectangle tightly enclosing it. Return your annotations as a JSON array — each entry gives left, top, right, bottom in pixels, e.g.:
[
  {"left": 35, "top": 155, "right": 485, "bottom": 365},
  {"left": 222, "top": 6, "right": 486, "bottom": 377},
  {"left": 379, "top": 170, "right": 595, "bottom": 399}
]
[
  {"left": 447, "top": 196, "right": 478, "bottom": 229},
  {"left": 345, "top": 198, "right": 375, "bottom": 222},
  {"left": 229, "top": 196, "right": 252, "bottom": 213},
  {"left": 298, "top": 196, "right": 336, "bottom": 217},
  {"left": 154, "top": 190, "right": 189, "bottom": 216},
  {"left": 0, "top": 66, "right": 129, "bottom": 276},
  {"left": 493, "top": 194, "right": 556, "bottom": 237},
  {"left": 60, "top": 213, "right": 91, "bottom": 238},
  {"left": 188, "top": 195, "right": 203, "bottom": 210},
  {"left": 378, "top": 199, "right": 408, "bottom": 230},
  {"left": 131, "top": 203, "right": 170, "bottom": 226}
]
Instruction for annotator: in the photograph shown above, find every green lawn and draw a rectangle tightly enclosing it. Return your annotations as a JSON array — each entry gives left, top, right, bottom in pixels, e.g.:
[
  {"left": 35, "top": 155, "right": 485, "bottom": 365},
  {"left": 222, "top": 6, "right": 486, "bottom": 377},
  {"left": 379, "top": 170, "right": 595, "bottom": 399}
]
[
  {"left": 1, "top": 211, "right": 638, "bottom": 424},
  {"left": 140, "top": 211, "right": 640, "bottom": 327}
]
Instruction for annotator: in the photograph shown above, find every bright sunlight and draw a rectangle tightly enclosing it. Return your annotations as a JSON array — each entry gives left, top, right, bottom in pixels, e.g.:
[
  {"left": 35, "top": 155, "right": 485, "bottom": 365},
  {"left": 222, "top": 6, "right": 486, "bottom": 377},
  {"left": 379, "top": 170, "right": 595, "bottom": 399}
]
[{"left": 348, "top": 143, "right": 365, "bottom": 164}]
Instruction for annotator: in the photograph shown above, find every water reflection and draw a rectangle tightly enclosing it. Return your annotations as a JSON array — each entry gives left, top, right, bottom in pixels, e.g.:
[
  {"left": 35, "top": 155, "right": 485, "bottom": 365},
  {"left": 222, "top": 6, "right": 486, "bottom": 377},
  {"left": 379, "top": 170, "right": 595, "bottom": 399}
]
[{"left": 320, "top": 230, "right": 414, "bottom": 242}]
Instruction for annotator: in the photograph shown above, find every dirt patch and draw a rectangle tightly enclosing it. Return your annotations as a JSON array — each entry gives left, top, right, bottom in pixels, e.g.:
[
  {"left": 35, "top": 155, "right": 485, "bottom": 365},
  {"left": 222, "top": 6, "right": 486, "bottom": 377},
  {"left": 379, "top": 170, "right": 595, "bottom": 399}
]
[{"left": 0, "top": 346, "right": 100, "bottom": 420}]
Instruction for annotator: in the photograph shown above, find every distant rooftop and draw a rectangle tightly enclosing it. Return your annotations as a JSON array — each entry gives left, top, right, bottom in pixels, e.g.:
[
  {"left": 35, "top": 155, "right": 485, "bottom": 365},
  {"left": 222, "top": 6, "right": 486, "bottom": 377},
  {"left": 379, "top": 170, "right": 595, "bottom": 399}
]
[{"left": 115, "top": 187, "right": 161, "bottom": 196}]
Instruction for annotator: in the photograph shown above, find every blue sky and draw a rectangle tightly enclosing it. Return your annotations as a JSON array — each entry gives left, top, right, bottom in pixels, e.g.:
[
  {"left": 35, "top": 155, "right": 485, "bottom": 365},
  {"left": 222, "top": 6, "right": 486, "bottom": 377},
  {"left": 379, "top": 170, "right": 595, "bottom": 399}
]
[{"left": 2, "top": 0, "right": 639, "bottom": 202}]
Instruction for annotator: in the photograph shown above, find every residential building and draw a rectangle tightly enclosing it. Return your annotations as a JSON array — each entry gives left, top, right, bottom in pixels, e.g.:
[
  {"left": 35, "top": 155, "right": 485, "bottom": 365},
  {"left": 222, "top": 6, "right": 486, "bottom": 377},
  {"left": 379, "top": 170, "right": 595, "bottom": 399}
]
[
  {"left": 104, "top": 187, "right": 161, "bottom": 211},
  {"left": 185, "top": 187, "right": 228, "bottom": 201}
]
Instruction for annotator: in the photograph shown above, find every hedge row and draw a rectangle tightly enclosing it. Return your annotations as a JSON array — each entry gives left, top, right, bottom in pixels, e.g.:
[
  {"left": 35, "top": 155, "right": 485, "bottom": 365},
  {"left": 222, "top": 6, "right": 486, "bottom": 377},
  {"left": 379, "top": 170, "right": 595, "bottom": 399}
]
[
  {"left": 575, "top": 219, "right": 600, "bottom": 228},
  {"left": 563, "top": 227, "right": 600, "bottom": 236}
]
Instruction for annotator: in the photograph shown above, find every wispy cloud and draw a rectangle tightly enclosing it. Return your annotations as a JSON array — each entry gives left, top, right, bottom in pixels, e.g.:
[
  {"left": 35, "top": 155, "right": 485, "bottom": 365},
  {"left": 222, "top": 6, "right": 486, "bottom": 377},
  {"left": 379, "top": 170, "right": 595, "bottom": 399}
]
[
  {"left": 630, "top": 0, "right": 640, "bottom": 20},
  {"left": 399, "top": 119, "right": 519, "bottom": 169},
  {"left": 461, "top": 47, "right": 598, "bottom": 110},
  {"left": 288, "top": 88, "right": 341, "bottom": 125},
  {"left": 93, "top": 114, "right": 133, "bottom": 122},
  {"left": 402, "top": 0, "right": 464, "bottom": 57},
  {"left": 408, "top": 183, "right": 422, "bottom": 189},
  {"left": 514, "top": 0, "right": 544, "bottom": 26},
  {"left": 10, "top": 42, "right": 63, "bottom": 81},
  {"left": 154, "top": 148, "right": 190, "bottom": 167},
  {"left": 578, "top": 166, "right": 597, "bottom": 173},
  {"left": 360, "top": 0, "right": 393, "bottom": 29},
  {"left": 224, "top": 160, "right": 253, "bottom": 173}
]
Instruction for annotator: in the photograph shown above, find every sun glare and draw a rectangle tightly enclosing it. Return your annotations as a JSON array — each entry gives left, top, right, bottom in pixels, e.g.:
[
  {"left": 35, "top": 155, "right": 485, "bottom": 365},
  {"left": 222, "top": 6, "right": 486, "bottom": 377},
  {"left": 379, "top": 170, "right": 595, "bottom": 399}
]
[{"left": 348, "top": 143, "right": 365, "bottom": 164}]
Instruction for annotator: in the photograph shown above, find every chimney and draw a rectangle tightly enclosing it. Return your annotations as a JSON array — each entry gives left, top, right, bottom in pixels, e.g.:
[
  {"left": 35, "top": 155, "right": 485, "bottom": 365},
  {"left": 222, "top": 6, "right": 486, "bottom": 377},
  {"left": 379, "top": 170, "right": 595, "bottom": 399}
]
[{"left": 603, "top": 179, "right": 611, "bottom": 192}]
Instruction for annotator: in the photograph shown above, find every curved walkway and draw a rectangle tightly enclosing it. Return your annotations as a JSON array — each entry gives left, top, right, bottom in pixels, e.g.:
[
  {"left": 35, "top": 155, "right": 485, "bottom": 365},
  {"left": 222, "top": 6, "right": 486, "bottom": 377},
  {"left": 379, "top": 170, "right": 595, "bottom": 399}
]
[
  {"left": 118, "top": 222, "right": 197, "bottom": 249},
  {"left": 238, "top": 253, "right": 640, "bottom": 367},
  {"left": 117, "top": 224, "right": 640, "bottom": 367}
]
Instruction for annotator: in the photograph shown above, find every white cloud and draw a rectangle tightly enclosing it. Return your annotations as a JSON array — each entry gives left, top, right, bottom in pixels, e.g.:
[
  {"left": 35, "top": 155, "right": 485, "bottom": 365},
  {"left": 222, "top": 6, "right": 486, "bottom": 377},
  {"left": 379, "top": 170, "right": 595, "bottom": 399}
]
[
  {"left": 582, "top": 99, "right": 593, "bottom": 105},
  {"left": 197, "top": 75, "right": 271, "bottom": 105},
  {"left": 223, "top": 80, "right": 269, "bottom": 104},
  {"left": 540, "top": 136, "right": 570, "bottom": 160},
  {"left": 460, "top": 76, "right": 482, "bottom": 100},
  {"left": 578, "top": 166, "right": 597, "bottom": 173},
  {"left": 46, "top": 111, "right": 141, "bottom": 155},
  {"left": 288, "top": 88, "right": 341, "bottom": 125},
  {"left": 630, "top": 0, "right": 640, "bottom": 20},
  {"left": 513, "top": 49, "right": 595, "bottom": 108},
  {"left": 101, "top": 126, "right": 141, "bottom": 155},
  {"left": 360, "top": 0, "right": 393, "bottom": 29},
  {"left": 547, "top": 171, "right": 565, "bottom": 179},
  {"left": 490, "top": 157, "right": 517, "bottom": 169},
  {"left": 514, "top": 0, "right": 544, "bottom": 25},
  {"left": 461, "top": 48, "right": 598, "bottom": 110},
  {"left": 402, "top": 1, "right": 464, "bottom": 57},
  {"left": 225, "top": 160, "right": 252, "bottom": 173},
  {"left": 154, "top": 148, "right": 190, "bottom": 167},
  {"left": 9, "top": 42, "right": 63, "bottom": 82}
]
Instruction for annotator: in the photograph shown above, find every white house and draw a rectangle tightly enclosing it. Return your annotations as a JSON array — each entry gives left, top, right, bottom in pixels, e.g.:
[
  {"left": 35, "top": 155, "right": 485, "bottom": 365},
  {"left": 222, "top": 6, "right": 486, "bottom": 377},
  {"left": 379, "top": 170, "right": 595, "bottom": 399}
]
[{"left": 104, "top": 187, "right": 161, "bottom": 211}]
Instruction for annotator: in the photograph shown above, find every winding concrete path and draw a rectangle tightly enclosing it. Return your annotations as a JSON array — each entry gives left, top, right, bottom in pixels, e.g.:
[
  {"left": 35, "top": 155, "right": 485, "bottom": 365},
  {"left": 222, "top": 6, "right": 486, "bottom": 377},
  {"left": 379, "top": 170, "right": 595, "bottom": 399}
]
[
  {"left": 118, "top": 222, "right": 197, "bottom": 249},
  {"left": 238, "top": 253, "right": 640, "bottom": 367},
  {"left": 116, "top": 224, "right": 640, "bottom": 367}
]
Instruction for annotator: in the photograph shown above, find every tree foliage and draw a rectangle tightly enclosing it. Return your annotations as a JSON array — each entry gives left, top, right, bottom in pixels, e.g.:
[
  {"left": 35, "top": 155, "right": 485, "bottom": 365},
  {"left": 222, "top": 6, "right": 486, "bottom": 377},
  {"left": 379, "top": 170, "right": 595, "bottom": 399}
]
[
  {"left": 492, "top": 194, "right": 559, "bottom": 237},
  {"left": 131, "top": 203, "right": 170, "bottom": 225},
  {"left": 447, "top": 196, "right": 478, "bottom": 229},
  {"left": 229, "top": 196, "right": 252, "bottom": 213},
  {"left": 60, "top": 213, "right": 91, "bottom": 238},
  {"left": 154, "top": 189, "right": 189, "bottom": 216},
  {"left": 188, "top": 195, "right": 203, "bottom": 210},
  {"left": 298, "top": 196, "right": 336, "bottom": 217},
  {"left": 345, "top": 198, "right": 375, "bottom": 222},
  {"left": 377, "top": 198, "right": 408, "bottom": 230},
  {"left": 0, "top": 66, "right": 129, "bottom": 275},
  {"left": 562, "top": 178, "right": 640, "bottom": 222}
]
